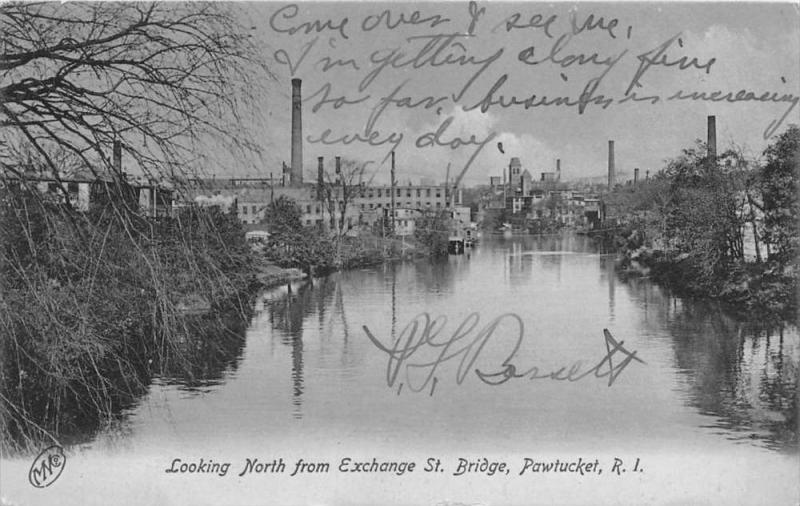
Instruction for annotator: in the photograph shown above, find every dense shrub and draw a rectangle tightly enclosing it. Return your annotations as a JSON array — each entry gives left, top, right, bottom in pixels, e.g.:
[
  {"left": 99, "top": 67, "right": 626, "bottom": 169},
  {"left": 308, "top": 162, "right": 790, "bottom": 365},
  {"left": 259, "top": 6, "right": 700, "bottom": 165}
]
[{"left": 0, "top": 187, "right": 255, "bottom": 452}]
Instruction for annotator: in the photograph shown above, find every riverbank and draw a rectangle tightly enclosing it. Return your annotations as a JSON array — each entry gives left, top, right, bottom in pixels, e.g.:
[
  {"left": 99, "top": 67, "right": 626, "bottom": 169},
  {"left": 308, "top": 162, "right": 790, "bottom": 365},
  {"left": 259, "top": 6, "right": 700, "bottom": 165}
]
[
  {"left": 260, "top": 229, "right": 442, "bottom": 280},
  {"left": 607, "top": 227, "right": 798, "bottom": 322},
  {"left": 253, "top": 259, "right": 307, "bottom": 288},
  {"left": 593, "top": 126, "right": 798, "bottom": 323},
  {"left": 0, "top": 197, "right": 265, "bottom": 452}
]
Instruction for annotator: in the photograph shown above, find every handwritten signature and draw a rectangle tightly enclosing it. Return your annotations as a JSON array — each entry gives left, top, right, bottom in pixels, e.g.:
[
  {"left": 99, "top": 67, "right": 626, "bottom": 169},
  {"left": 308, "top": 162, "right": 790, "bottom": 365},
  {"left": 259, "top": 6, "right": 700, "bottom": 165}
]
[{"left": 363, "top": 313, "right": 644, "bottom": 395}]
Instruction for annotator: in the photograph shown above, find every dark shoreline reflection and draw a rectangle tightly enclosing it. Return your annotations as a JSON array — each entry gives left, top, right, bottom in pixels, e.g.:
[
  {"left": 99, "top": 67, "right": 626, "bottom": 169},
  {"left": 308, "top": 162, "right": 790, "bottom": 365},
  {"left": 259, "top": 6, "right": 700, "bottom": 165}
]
[
  {"left": 1, "top": 302, "right": 253, "bottom": 455},
  {"left": 619, "top": 274, "right": 798, "bottom": 453}
]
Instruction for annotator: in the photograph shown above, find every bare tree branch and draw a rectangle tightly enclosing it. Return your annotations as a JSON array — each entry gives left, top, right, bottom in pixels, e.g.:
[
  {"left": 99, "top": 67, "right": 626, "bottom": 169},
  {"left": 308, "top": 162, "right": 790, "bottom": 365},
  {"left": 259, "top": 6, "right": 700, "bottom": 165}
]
[{"left": 1, "top": 2, "right": 273, "bottom": 180}]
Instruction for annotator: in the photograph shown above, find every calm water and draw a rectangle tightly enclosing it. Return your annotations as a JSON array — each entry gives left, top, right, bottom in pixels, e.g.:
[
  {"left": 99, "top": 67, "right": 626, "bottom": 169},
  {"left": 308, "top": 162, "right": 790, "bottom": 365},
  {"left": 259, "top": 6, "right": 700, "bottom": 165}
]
[{"left": 3, "top": 235, "right": 798, "bottom": 505}]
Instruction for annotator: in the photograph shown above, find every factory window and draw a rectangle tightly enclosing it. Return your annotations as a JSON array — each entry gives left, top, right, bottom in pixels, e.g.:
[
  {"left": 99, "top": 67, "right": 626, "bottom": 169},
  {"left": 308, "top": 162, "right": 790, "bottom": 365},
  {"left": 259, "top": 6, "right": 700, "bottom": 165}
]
[
  {"left": 361, "top": 203, "right": 365, "bottom": 209},
  {"left": 377, "top": 203, "right": 381, "bottom": 208},
  {"left": 306, "top": 205, "right": 311, "bottom": 213},
  {"left": 436, "top": 202, "right": 441, "bottom": 208},
  {"left": 242, "top": 206, "right": 248, "bottom": 214},
  {"left": 435, "top": 191, "right": 441, "bottom": 198},
  {"left": 377, "top": 189, "right": 382, "bottom": 197},
  {"left": 396, "top": 189, "right": 401, "bottom": 197},
  {"left": 252, "top": 205, "right": 257, "bottom": 214},
  {"left": 416, "top": 189, "right": 421, "bottom": 197},
  {"left": 368, "top": 192, "right": 373, "bottom": 199},
  {"left": 406, "top": 189, "right": 411, "bottom": 197},
  {"left": 306, "top": 219, "right": 311, "bottom": 225},
  {"left": 426, "top": 189, "right": 431, "bottom": 197}
]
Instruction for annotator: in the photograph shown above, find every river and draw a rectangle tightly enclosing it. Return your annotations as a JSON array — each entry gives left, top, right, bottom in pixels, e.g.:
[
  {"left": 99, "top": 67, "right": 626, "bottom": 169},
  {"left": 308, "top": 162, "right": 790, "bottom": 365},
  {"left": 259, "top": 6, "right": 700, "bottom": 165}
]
[{"left": 2, "top": 234, "right": 797, "bottom": 505}]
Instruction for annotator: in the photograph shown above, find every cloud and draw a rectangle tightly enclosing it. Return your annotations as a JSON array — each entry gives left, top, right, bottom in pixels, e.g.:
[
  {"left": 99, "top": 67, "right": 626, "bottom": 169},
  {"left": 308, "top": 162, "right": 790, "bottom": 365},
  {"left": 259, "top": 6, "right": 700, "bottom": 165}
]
[{"left": 398, "top": 105, "right": 560, "bottom": 186}]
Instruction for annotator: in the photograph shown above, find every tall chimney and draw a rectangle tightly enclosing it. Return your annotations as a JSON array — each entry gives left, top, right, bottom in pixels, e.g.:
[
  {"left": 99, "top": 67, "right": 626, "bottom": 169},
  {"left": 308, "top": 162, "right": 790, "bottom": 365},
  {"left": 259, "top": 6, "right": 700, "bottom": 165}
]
[
  {"left": 608, "top": 140, "right": 615, "bottom": 188},
  {"left": 317, "top": 156, "right": 324, "bottom": 201},
  {"left": 646, "top": 169, "right": 650, "bottom": 181},
  {"left": 556, "top": 158, "right": 561, "bottom": 181},
  {"left": 113, "top": 140, "right": 122, "bottom": 173},
  {"left": 707, "top": 115, "right": 717, "bottom": 161},
  {"left": 634, "top": 167, "right": 639, "bottom": 185},
  {"left": 291, "top": 78, "right": 303, "bottom": 186}
]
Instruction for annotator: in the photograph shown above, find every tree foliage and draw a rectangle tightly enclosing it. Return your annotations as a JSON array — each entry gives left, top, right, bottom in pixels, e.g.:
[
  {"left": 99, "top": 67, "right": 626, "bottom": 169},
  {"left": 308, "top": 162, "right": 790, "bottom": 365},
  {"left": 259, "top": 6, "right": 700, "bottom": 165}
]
[
  {"left": 262, "top": 196, "right": 333, "bottom": 275},
  {"left": 414, "top": 210, "right": 450, "bottom": 257},
  {"left": 263, "top": 195, "right": 302, "bottom": 242},
  {"left": 760, "top": 125, "right": 800, "bottom": 265},
  {"left": 660, "top": 143, "right": 748, "bottom": 278},
  {"left": 606, "top": 129, "right": 798, "bottom": 315}
]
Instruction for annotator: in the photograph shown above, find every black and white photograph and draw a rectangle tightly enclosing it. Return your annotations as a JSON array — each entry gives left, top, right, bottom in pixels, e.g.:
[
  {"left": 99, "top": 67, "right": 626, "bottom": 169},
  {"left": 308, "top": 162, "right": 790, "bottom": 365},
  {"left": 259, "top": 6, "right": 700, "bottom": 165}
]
[{"left": 1, "top": 1, "right": 798, "bottom": 504}]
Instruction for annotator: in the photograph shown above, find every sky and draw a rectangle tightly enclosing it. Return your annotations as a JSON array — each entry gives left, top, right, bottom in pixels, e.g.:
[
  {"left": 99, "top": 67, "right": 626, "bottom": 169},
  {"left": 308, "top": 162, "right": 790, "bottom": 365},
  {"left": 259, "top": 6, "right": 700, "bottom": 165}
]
[{"left": 233, "top": 1, "right": 800, "bottom": 186}]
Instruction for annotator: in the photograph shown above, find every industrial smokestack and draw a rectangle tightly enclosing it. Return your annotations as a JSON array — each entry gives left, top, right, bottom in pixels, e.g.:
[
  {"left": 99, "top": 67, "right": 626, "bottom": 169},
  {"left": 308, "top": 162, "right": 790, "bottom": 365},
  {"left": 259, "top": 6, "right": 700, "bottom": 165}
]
[
  {"left": 707, "top": 115, "right": 717, "bottom": 161},
  {"left": 634, "top": 168, "right": 639, "bottom": 185},
  {"left": 608, "top": 140, "right": 615, "bottom": 188},
  {"left": 335, "top": 156, "right": 341, "bottom": 174},
  {"left": 317, "top": 156, "right": 324, "bottom": 201},
  {"left": 291, "top": 78, "right": 303, "bottom": 186}
]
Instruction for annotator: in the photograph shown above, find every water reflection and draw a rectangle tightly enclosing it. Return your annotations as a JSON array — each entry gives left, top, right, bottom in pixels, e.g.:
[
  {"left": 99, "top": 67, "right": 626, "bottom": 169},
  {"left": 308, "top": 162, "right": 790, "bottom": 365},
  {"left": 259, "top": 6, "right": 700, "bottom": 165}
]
[
  {"left": 0, "top": 303, "right": 252, "bottom": 454},
  {"left": 268, "top": 282, "right": 310, "bottom": 418},
  {"left": 620, "top": 275, "right": 798, "bottom": 452},
  {"left": 265, "top": 278, "right": 345, "bottom": 418},
  {"left": 156, "top": 308, "right": 251, "bottom": 388},
  {"left": 5, "top": 233, "right": 796, "bottom": 462}
]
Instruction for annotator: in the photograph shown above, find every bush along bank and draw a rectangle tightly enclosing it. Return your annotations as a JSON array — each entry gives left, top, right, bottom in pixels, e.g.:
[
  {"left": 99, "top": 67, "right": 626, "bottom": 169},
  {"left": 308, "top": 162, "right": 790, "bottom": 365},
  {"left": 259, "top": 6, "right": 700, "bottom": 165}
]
[
  {"left": 598, "top": 126, "right": 799, "bottom": 323},
  {"left": 612, "top": 224, "right": 798, "bottom": 323},
  {"left": 1, "top": 189, "right": 260, "bottom": 453}
]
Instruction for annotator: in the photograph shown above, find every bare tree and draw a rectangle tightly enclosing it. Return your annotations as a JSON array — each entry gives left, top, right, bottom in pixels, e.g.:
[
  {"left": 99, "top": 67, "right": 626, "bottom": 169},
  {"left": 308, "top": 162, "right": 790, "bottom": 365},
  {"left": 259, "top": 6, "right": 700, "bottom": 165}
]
[
  {"left": 320, "top": 158, "right": 367, "bottom": 266},
  {"left": 320, "top": 158, "right": 366, "bottom": 236},
  {"left": 0, "top": 3, "right": 273, "bottom": 451},
  {"left": 1, "top": 2, "right": 271, "bottom": 181}
]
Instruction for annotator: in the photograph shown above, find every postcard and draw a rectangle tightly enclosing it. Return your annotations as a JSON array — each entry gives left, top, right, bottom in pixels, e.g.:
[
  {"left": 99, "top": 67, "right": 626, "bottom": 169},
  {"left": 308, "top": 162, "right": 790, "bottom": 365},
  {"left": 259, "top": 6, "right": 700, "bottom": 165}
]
[{"left": 1, "top": 1, "right": 798, "bottom": 505}]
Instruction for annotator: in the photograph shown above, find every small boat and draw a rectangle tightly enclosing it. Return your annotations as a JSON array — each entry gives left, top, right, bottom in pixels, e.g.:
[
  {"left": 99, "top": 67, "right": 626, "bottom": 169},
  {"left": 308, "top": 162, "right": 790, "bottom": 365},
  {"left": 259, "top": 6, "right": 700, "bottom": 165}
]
[
  {"left": 464, "top": 226, "right": 478, "bottom": 247},
  {"left": 448, "top": 236, "right": 465, "bottom": 254}
]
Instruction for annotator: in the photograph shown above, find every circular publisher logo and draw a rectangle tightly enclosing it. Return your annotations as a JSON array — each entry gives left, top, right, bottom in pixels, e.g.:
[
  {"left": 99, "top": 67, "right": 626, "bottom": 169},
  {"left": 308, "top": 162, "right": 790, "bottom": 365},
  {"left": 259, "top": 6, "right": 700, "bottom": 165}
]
[{"left": 28, "top": 445, "right": 66, "bottom": 488}]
